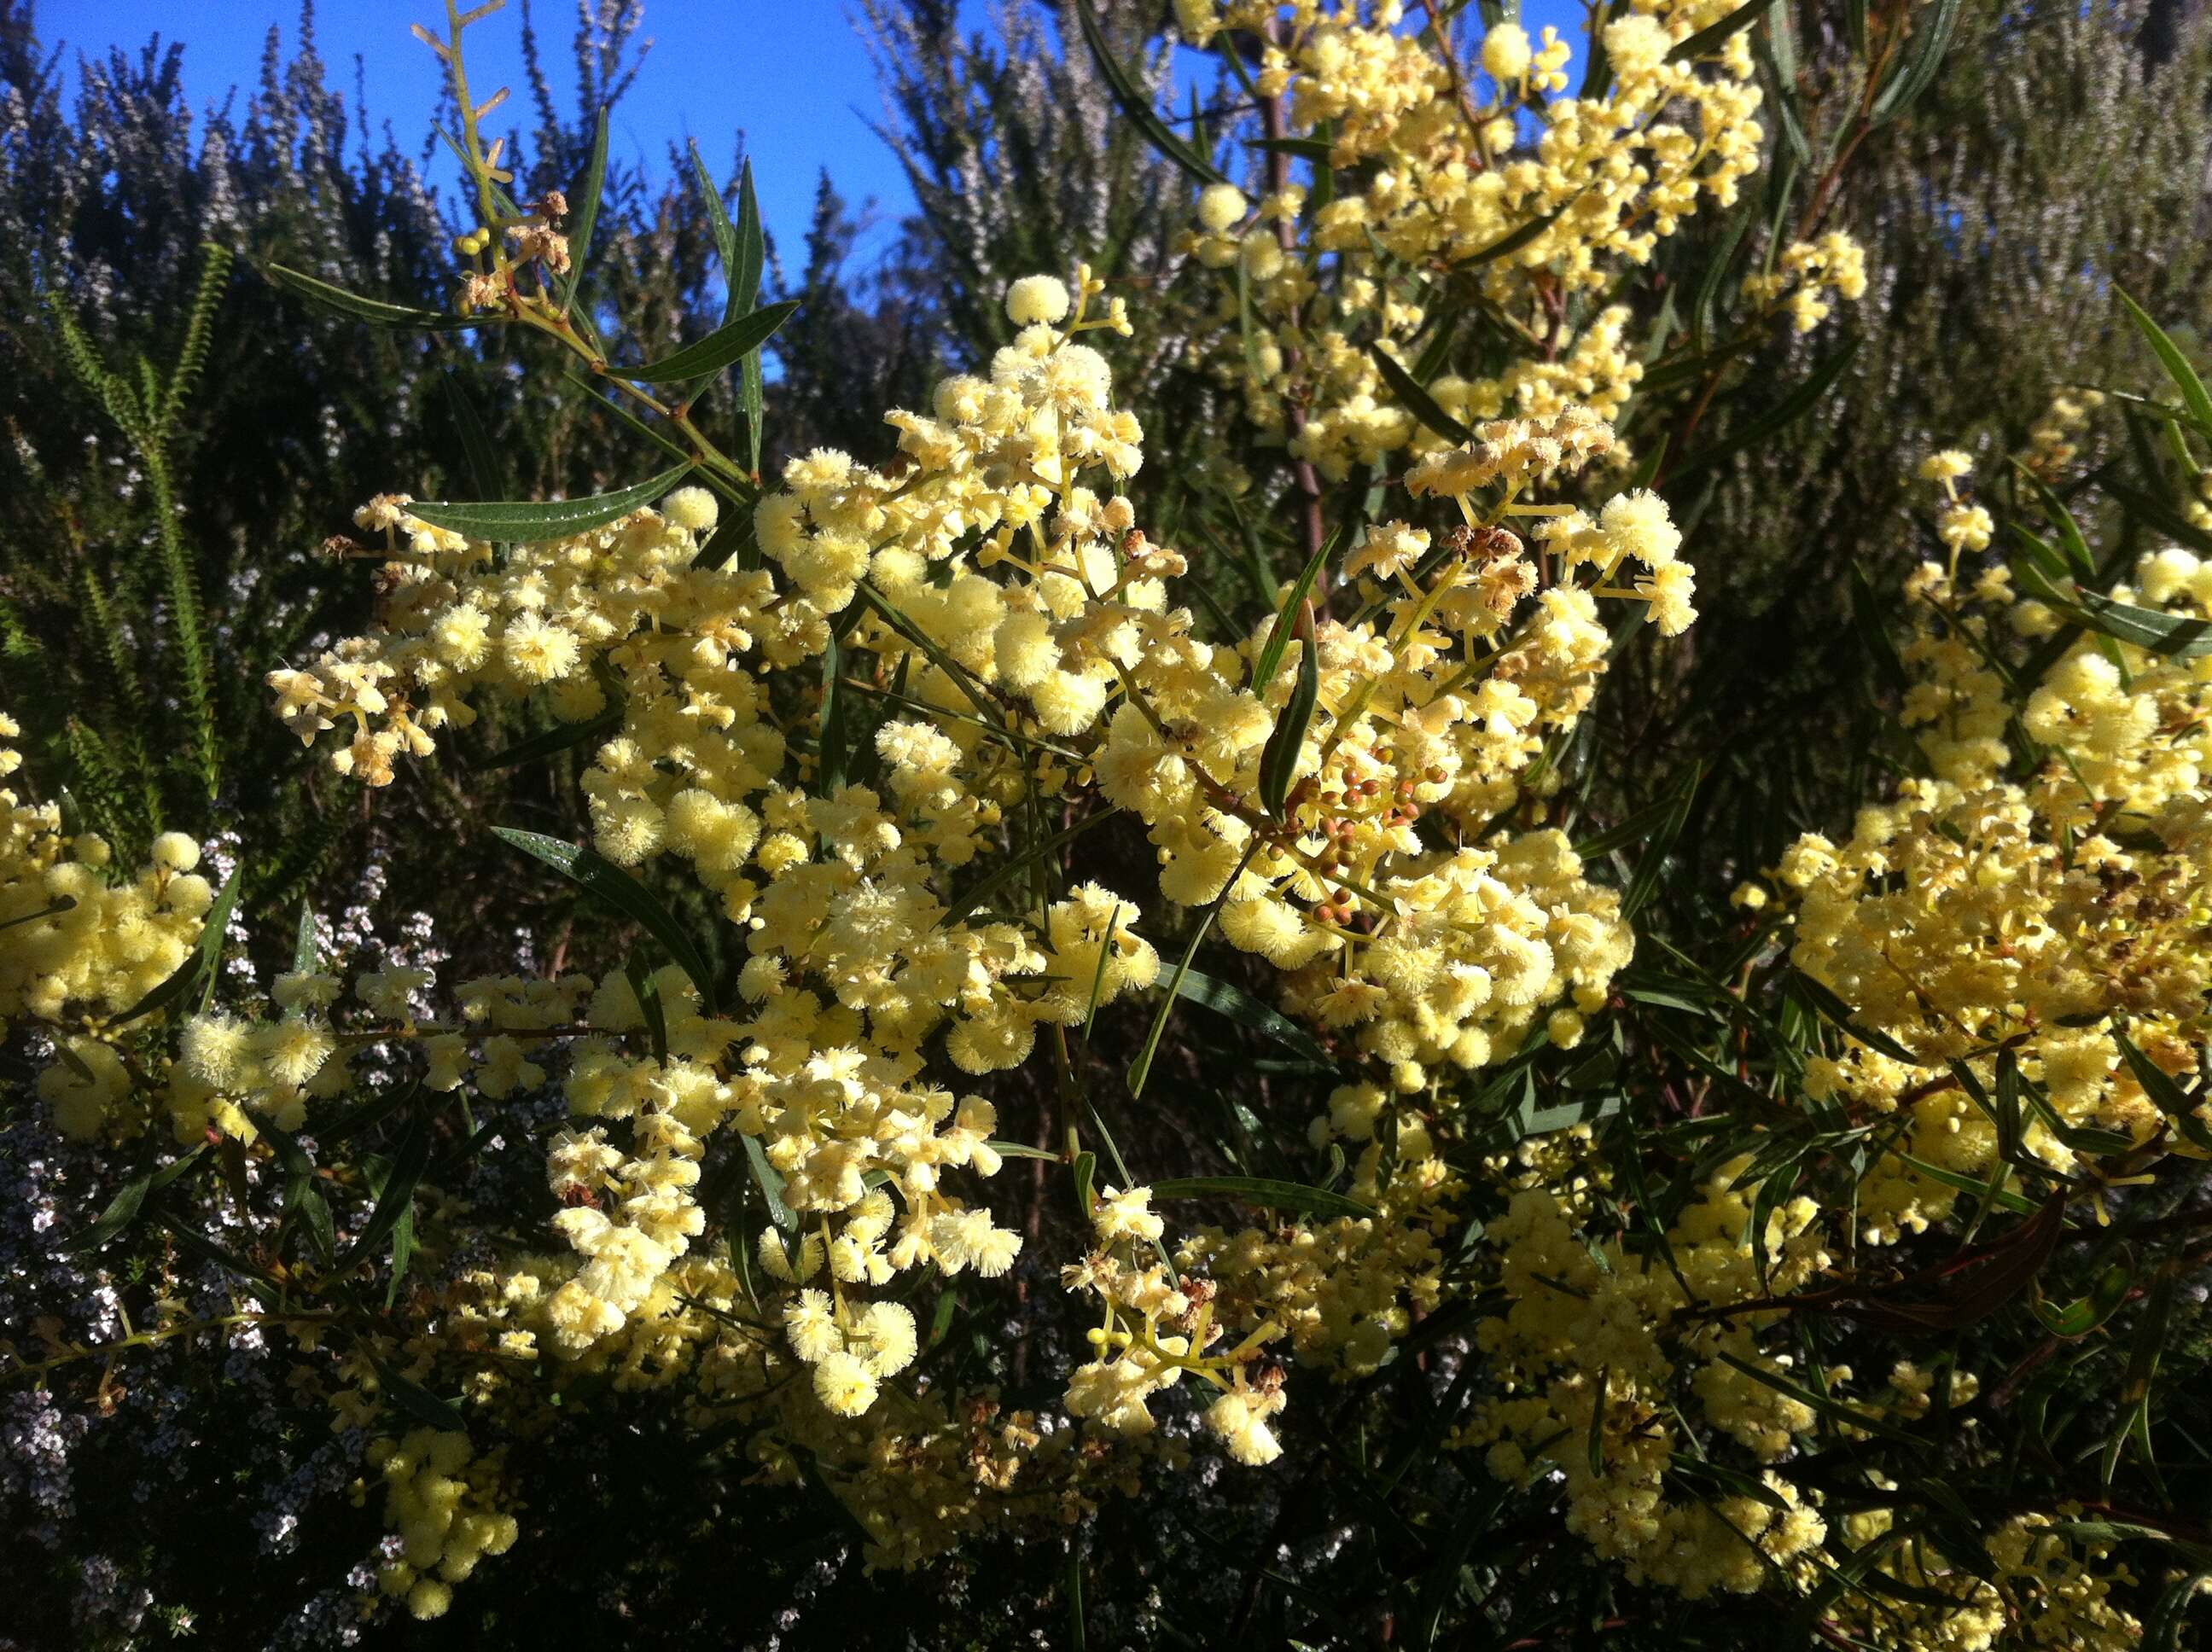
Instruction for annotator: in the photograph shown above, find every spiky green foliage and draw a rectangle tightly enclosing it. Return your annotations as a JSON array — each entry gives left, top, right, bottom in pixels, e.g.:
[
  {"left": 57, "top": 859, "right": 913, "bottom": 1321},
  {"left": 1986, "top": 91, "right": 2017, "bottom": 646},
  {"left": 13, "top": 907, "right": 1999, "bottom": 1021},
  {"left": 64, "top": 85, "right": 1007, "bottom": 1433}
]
[{"left": 44, "top": 241, "right": 233, "bottom": 808}]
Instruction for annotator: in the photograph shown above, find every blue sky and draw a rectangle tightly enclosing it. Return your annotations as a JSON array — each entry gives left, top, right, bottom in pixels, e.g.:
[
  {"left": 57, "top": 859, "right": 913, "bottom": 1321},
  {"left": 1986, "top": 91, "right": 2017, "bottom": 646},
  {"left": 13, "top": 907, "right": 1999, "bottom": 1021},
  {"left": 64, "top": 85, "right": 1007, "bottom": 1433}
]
[{"left": 44, "top": 0, "right": 935, "bottom": 271}]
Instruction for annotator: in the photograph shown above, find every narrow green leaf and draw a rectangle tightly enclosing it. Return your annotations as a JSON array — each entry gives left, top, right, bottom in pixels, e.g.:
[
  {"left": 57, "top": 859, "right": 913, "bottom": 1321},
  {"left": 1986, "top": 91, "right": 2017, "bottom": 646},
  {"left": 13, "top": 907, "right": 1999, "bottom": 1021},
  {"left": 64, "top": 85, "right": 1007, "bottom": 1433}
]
[
  {"left": 1574, "top": 787, "right": 1697, "bottom": 859},
  {"left": 734, "top": 160, "right": 767, "bottom": 468},
  {"left": 1851, "top": 559, "right": 1912, "bottom": 693},
  {"left": 2069, "top": 587, "right": 2212, "bottom": 659},
  {"left": 1615, "top": 973, "right": 1719, "bottom": 1016},
  {"left": 1788, "top": 970, "right": 1923, "bottom": 1065},
  {"left": 1588, "top": 1366, "right": 1610, "bottom": 1475},
  {"left": 731, "top": 161, "right": 767, "bottom": 316},
  {"left": 927, "top": 1288, "right": 959, "bottom": 1349},
  {"left": 626, "top": 956, "right": 670, "bottom": 1067},
  {"left": 1075, "top": 3, "right": 1228, "bottom": 185},
  {"left": 1236, "top": 257, "right": 1260, "bottom": 381},
  {"left": 373, "top": 1357, "right": 470, "bottom": 1433},
  {"left": 1368, "top": 343, "right": 1474, "bottom": 445},
  {"left": 2099, "top": 474, "right": 2212, "bottom": 561},
  {"left": 1080, "top": 901, "right": 1121, "bottom": 1043},
  {"left": 940, "top": 808, "right": 1121, "bottom": 931},
  {"left": 1621, "top": 767, "right": 1699, "bottom": 919},
  {"left": 1522, "top": 1096, "right": 1627, "bottom": 1141},
  {"left": 1067, "top": 1545, "right": 1088, "bottom": 1652},
  {"left": 684, "top": 142, "right": 771, "bottom": 472},
  {"left": 1249, "top": 136, "right": 1333, "bottom": 161},
  {"left": 557, "top": 107, "right": 609, "bottom": 316},
  {"left": 2010, "top": 522, "right": 2072, "bottom": 586},
  {"left": 688, "top": 140, "right": 741, "bottom": 310},
  {"left": 2016, "top": 550, "right": 2212, "bottom": 660},
  {"left": 1257, "top": 624, "right": 1318, "bottom": 817},
  {"left": 1580, "top": 0, "right": 1622, "bottom": 96},
  {"left": 2115, "top": 1027, "right": 2212, "bottom": 1151},
  {"left": 2146, "top": 1568, "right": 2212, "bottom": 1651},
  {"left": 292, "top": 905, "right": 319, "bottom": 975},
  {"left": 985, "top": 1139, "right": 1061, "bottom": 1163},
  {"left": 2105, "top": 1271, "right": 2175, "bottom": 1486},
  {"left": 1755, "top": 15, "right": 1810, "bottom": 168},
  {"left": 1627, "top": 427, "right": 1672, "bottom": 491},
  {"left": 155, "top": 1208, "right": 281, "bottom": 1299},
  {"left": 1452, "top": 205, "right": 1569, "bottom": 273},
  {"left": 1950, "top": 1056, "right": 2023, "bottom": 1166},
  {"left": 694, "top": 505, "right": 760, "bottom": 572},
  {"left": 1667, "top": 338, "right": 1859, "bottom": 483},
  {"left": 320, "top": 1077, "right": 422, "bottom": 1146},
  {"left": 1252, "top": 527, "right": 1339, "bottom": 694},
  {"left": 1712, "top": 1349, "right": 1913, "bottom": 1441},
  {"left": 405, "top": 462, "right": 693, "bottom": 542},
  {"left": 265, "top": 1124, "right": 332, "bottom": 1264},
  {"left": 1693, "top": 209, "right": 1753, "bottom": 349},
  {"left": 1868, "top": 0, "right": 1963, "bottom": 124},
  {"left": 2009, "top": 459, "right": 2096, "bottom": 580},
  {"left": 440, "top": 369, "right": 504, "bottom": 504},
  {"left": 476, "top": 703, "right": 622, "bottom": 771},
  {"left": 604, "top": 300, "right": 799, "bottom": 386},
  {"left": 743, "top": 1132, "right": 798, "bottom": 1234},
  {"left": 818, "top": 624, "right": 850, "bottom": 793},
  {"left": 2034, "top": 1257, "right": 2135, "bottom": 1339},
  {"left": 1149, "top": 1175, "right": 1380, "bottom": 1221},
  {"left": 0, "top": 896, "right": 75, "bottom": 934},
  {"left": 67, "top": 1166, "right": 156, "bottom": 1253},
  {"left": 345, "top": 1107, "right": 432, "bottom": 1267},
  {"left": 1072, "top": 1150, "right": 1097, "bottom": 1219},
  {"left": 1668, "top": 0, "right": 1784, "bottom": 61},
  {"left": 261, "top": 263, "right": 480, "bottom": 330},
  {"left": 1173, "top": 967, "right": 1336, "bottom": 1068},
  {"left": 1902, "top": 1159, "right": 2034, "bottom": 1220},
  {"left": 1129, "top": 841, "right": 1262, "bottom": 1099},
  {"left": 492, "top": 826, "right": 718, "bottom": 1015},
  {"left": 299, "top": 1184, "right": 336, "bottom": 1264},
  {"left": 113, "top": 860, "right": 243, "bottom": 1027},
  {"left": 853, "top": 582, "right": 1005, "bottom": 729}
]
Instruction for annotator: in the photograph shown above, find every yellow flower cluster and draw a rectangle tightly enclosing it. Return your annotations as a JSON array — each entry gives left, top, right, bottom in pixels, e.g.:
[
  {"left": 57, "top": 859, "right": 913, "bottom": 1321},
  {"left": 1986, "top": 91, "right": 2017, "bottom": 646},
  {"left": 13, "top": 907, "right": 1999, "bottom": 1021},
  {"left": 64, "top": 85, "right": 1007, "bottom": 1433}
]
[
  {"left": 252, "top": 268, "right": 1692, "bottom": 1492},
  {"left": 1738, "top": 232, "right": 1871, "bottom": 333},
  {"left": 363, "top": 1428, "right": 520, "bottom": 1621},
  {"left": 178, "top": 966, "right": 588, "bottom": 1142},
  {"left": 0, "top": 714, "right": 211, "bottom": 1139},
  {"left": 1175, "top": 1, "right": 1848, "bottom": 479},
  {"left": 1098, "top": 409, "right": 1678, "bottom": 1089},
  {"left": 1061, "top": 1184, "right": 1289, "bottom": 1463},
  {"left": 222, "top": 260, "right": 1708, "bottom": 1606},
  {"left": 423, "top": 1229, "right": 1152, "bottom": 1573},
  {"left": 172, "top": 947, "right": 1138, "bottom": 1577},
  {"left": 1916, "top": 448, "right": 1995, "bottom": 567},
  {"left": 1781, "top": 458, "right": 2212, "bottom": 1240},
  {"left": 237, "top": 281, "right": 1214, "bottom": 1580},
  {"left": 1457, "top": 1157, "right": 1837, "bottom": 1597},
  {"left": 1178, "top": 1084, "right": 1459, "bottom": 1376},
  {"left": 266, "top": 486, "right": 809, "bottom": 927},
  {"left": 2021, "top": 389, "right": 2107, "bottom": 481},
  {"left": 1829, "top": 1512, "right": 2143, "bottom": 1650}
]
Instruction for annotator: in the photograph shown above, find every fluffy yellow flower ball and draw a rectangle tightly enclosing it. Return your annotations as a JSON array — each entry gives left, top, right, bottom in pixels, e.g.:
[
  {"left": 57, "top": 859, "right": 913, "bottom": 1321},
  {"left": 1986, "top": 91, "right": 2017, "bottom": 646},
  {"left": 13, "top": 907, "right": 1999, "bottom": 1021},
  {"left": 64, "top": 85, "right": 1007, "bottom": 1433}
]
[{"left": 1004, "top": 274, "right": 1071, "bottom": 326}]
